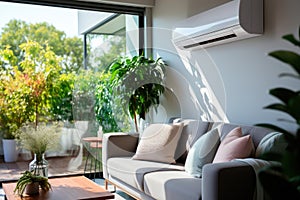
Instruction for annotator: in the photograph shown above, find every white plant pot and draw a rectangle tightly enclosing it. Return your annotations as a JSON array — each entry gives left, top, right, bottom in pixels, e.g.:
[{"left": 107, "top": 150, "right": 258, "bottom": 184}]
[{"left": 2, "top": 139, "right": 18, "bottom": 162}]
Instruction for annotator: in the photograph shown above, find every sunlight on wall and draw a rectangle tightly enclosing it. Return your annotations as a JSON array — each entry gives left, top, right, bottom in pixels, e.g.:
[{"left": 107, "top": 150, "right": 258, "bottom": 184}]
[{"left": 152, "top": 33, "right": 228, "bottom": 123}]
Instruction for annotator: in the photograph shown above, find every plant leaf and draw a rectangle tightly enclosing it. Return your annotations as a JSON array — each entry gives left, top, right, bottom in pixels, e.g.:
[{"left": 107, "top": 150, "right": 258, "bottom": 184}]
[
  {"left": 269, "top": 50, "right": 300, "bottom": 75},
  {"left": 269, "top": 88, "right": 297, "bottom": 104},
  {"left": 265, "top": 103, "right": 289, "bottom": 113},
  {"left": 282, "top": 34, "right": 300, "bottom": 47},
  {"left": 288, "top": 95, "right": 300, "bottom": 124}
]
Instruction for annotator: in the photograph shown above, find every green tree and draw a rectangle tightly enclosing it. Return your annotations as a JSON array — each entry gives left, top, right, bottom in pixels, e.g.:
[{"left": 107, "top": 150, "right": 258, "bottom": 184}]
[
  {"left": 19, "top": 40, "right": 63, "bottom": 126},
  {"left": 0, "top": 40, "right": 65, "bottom": 131},
  {"left": 87, "top": 34, "right": 125, "bottom": 71},
  {"left": 0, "top": 19, "right": 83, "bottom": 73}
]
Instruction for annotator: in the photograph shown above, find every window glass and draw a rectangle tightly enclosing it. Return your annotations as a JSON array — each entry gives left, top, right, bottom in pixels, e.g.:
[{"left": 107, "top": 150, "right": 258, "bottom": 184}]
[{"left": 0, "top": 1, "right": 144, "bottom": 181}]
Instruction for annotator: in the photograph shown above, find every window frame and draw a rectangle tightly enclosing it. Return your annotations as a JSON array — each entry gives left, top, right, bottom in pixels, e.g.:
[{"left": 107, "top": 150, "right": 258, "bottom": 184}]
[{"left": 0, "top": 0, "right": 146, "bottom": 54}]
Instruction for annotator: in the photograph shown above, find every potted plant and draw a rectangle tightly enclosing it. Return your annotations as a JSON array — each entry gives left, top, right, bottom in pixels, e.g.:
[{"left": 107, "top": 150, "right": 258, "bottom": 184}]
[
  {"left": 257, "top": 26, "right": 300, "bottom": 199},
  {"left": 0, "top": 65, "right": 30, "bottom": 162},
  {"left": 16, "top": 122, "right": 62, "bottom": 177},
  {"left": 106, "top": 54, "right": 166, "bottom": 132},
  {"left": 14, "top": 170, "right": 51, "bottom": 196},
  {"left": 0, "top": 41, "right": 62, "bottom": 162}
]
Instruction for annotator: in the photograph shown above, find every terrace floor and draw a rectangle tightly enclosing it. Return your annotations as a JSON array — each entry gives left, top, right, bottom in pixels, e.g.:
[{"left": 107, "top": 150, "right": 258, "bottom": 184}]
[
  {"left": 0, "top": 155, "right": 133, "bottom": 200},
  {"left": 0, "top": 155, "right": 87, "bottom": 183}
]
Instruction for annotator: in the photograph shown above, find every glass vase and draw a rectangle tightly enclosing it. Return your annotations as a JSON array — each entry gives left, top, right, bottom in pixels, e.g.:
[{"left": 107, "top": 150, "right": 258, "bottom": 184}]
[{"left": 29, "top": 153, "right": 48, "bottom": 177}]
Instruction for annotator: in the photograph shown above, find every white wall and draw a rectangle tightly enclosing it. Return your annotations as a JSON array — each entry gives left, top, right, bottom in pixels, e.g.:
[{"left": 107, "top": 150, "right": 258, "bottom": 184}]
[{"left": 151, "top": 0, "right": 300, "bottom": 132}]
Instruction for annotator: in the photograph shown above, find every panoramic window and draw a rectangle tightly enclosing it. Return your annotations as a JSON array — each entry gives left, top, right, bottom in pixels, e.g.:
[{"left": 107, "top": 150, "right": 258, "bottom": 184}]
[{"left": 0, "top": 1, "right": 144, "bottom": 182}]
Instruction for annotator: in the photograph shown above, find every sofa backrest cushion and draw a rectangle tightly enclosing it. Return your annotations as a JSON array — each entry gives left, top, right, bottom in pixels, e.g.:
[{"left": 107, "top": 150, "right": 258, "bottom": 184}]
[
  {"left": 174, "top": 120, "right": 273, "bottom": 164},
  {"left": 211, "top": 122, "right": 272, "bottom": 148}
]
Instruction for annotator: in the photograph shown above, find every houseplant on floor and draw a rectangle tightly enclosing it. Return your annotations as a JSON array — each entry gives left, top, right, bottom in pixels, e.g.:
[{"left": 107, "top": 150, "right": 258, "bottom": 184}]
[
  {"left": 257, "top": 26, "right": 300, "bottom": 199},
  {"left": 14, "top": 170, "right": 51, "bottom": 196}
]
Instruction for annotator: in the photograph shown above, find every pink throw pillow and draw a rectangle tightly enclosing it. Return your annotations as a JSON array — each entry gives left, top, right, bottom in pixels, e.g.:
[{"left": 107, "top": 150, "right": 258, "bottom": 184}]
[{"left": 213, "top": 127, "right": 254, "bottom": 163}]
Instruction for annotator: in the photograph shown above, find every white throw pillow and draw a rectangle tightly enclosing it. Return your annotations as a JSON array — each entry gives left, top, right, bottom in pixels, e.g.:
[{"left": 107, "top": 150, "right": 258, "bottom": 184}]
[{"left": 132, "top": 123, "right": 183, "bottom": 163}]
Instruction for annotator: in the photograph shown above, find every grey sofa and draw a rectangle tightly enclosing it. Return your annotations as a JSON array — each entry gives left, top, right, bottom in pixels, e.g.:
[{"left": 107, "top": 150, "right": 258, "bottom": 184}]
[{"left": 102, "top": 120, "right": 273, "bottom": 200}]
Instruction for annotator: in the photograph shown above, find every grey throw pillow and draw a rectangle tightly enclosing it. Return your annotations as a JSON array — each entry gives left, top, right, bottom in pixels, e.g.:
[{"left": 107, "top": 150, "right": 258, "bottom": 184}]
[{"left": 185, "top": 128, "right": 220, "bottom": 178}]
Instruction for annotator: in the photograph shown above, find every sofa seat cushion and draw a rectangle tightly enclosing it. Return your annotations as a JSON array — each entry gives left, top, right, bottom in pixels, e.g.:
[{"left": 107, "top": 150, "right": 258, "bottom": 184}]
[
  {"left": 107, "top": 157, "right": 184, "bottom": 191},
  {"left": 144, "top": 171, "right": 202, "bottom": 200}
]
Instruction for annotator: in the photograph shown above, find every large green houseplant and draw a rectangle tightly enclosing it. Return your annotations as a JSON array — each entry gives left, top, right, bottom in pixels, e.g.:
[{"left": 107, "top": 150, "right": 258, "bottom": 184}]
[
  {"left": 257, "top": 26, "right": 300, "bottom": 199},
  {"left": 106, "top": 55, "right": 166, "bottom": 132}
]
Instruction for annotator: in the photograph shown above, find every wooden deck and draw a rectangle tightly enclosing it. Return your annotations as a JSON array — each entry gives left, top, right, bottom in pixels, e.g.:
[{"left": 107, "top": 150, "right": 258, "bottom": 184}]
[{"left": 0, "top": 156, "right": 86, "bottom": 183}]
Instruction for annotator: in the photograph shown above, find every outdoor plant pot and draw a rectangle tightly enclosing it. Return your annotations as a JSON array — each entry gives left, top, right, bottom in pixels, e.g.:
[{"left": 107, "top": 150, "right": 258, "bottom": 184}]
[
  {"left": 25, "top": 182, "right": 39, "bottom": 195},
  {"left": 2, "top": 139, "right": 18, "bottom": 162}
]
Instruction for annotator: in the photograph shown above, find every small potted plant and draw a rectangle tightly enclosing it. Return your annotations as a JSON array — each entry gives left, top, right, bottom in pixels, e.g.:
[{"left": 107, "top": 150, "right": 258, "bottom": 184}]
[{"left": 14, "top": 170, "right": 51, "bottom": 196}]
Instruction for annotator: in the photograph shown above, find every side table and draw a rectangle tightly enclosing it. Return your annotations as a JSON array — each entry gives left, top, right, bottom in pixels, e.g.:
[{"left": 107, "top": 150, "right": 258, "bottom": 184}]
[{"left": 82, "top": 137, "right": 102, "bottom": 180}]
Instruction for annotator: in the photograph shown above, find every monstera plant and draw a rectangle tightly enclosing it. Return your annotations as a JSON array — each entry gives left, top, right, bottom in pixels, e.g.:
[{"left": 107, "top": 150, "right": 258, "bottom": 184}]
[
  {"left": 107, "top": 54, "right": 165, "bottom": 133},
  {"left": 257, "top": 26, "right": 300, "bottom": 200}
]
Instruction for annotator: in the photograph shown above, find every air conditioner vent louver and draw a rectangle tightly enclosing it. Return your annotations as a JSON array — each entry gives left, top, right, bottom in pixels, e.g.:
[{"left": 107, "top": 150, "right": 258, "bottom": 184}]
[
  {"left": 172, "top": 0, "right": 263, "bottom": 50},
  {"left": 183, "top": 33, "right": 237, "bottom": 49}
]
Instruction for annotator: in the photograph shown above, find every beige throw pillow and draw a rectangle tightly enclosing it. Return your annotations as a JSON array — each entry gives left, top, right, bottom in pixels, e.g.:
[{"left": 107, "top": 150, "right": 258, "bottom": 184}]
[{"left": 132, "top": 123, "right": 183, "bottom": 163}]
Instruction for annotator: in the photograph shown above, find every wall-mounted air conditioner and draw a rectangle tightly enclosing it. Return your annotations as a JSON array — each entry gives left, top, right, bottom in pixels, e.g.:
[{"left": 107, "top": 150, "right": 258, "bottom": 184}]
[{"left": 172, "top": 0, "right": 263, "bottom": 50}]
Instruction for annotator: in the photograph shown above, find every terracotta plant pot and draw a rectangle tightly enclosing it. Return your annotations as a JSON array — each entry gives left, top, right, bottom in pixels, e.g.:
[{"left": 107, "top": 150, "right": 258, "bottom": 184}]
[{"left": 25, "top": 182, "right": 39, "bottom": 195}]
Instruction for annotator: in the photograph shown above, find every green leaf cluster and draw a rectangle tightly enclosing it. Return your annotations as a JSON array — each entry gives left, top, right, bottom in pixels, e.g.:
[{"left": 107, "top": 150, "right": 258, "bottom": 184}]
[
  {"left": 106, "top": 54, "right": 166, "bottom": 132},
  {"left": 257, "top": 26, "right": 300, "bottom": 199},
  {"left": 72, "top": 69, "right": 102, "bottom": 121},
  {"left": 95, "top": 72, "right": 122, "bottom": 132},
  {"left": 0, "top": 19, "right": 83, "bottom": 73},
  {"left": 14, "top": 170, "right": 51, "bottom": 196},
  {"left": 0, "top": 20, "right": 81, "bottom": 137},
  {"left": 0, "top": 40, "right": 74, "bottom": 137}
]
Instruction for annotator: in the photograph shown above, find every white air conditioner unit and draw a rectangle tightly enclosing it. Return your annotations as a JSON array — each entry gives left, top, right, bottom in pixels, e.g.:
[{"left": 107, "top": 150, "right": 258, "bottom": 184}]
[{"left": 172, "top": 0, "right": 263, "bottom": 50}]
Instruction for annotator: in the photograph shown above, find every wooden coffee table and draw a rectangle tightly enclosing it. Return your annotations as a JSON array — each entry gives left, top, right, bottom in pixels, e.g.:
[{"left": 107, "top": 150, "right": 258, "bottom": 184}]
[{"left": 2, "top": 176, "right": 114, "bottom": 200}]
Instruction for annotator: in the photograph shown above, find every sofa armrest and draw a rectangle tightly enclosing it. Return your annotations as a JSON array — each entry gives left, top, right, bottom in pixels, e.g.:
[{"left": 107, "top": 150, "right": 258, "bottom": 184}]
[
  {"left": 102, "top": 132, "right": 139, "bottom": 179},
  {"left": 202, "top": 161, "right": 256, "bottom": 200}
]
